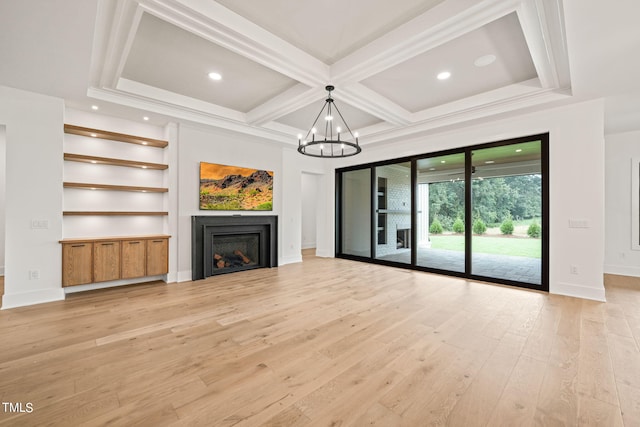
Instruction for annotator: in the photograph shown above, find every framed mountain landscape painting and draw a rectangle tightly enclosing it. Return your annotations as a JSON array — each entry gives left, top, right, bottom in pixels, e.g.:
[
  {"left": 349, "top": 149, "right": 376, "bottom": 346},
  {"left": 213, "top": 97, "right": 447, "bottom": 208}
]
[{"left": 199, "top": 162, "right": 273, "bottom": 211}]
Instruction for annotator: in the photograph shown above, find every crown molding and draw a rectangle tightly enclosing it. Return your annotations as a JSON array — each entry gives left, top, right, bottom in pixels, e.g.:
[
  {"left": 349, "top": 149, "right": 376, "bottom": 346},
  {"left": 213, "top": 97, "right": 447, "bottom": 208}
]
[{"left": 87, "top": 86, "right": 294, "bottom": 145}]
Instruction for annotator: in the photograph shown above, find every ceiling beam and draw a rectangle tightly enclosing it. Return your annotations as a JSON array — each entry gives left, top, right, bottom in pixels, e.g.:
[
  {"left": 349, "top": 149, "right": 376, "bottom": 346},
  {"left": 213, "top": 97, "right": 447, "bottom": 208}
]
[
  {"left": 246, "top": 84, "right": 322, "bottom": 126},
  {"left": 337, "top": 83, "right": 412, "bottom": 126},
  {"left": 516, "top": 0, "right": 570, "bottom": 89}
]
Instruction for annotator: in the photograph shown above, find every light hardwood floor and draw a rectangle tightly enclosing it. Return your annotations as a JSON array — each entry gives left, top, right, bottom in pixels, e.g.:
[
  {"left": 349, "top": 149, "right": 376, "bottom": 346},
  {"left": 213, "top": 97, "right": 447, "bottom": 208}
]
[{"left": 0, "top": 254, "right": 639, "bottom": 426}]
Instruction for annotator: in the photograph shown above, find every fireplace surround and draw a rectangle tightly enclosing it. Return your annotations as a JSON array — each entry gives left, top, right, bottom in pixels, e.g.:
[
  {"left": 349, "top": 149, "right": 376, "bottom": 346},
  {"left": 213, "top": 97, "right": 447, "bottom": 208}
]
[{"left": 192, "top": 215, "right": 277, "bottom": 280}]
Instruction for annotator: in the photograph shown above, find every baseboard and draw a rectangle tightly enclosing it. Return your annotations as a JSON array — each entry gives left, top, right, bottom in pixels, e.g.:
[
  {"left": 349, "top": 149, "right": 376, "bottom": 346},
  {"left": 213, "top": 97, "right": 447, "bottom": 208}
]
[
  {"left": 279, "top": 255, "right": 302, "bottom": 265},
  {"left": 314, "top": 249, "right": 334, "bottom": 258},
  {"left": 301, "top": 242, "right": 316, "bottom": 249},
  {"left": 64, "top": 276, "right": 166, "bottom": 294},
  {"left": 1, "top": 287, "right": 66, "bottom": 309},
  {"left": 552, "top": 281, "right": 606, "bottom": 302},
  {"left": 604, "top": 264, "right": 640, "bottom": 277},
  {"left": 177, "top": 270, "right": 193, "bottom": 283}
]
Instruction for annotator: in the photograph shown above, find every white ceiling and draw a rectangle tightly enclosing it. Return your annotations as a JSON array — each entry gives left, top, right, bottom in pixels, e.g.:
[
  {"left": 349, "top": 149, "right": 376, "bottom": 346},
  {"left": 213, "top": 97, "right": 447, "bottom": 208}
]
[{"left": 1, "top": 0, "right": 640, "bottom": 146}]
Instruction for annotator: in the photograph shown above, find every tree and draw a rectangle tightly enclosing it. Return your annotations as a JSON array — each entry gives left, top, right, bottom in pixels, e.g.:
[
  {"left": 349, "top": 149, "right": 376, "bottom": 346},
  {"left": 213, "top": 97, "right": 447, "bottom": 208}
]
[
  {"left": 473, "top": 218, "right": 487, "bottom": 234},
  {"left": 429, "top": 217, "right": 443, "bottom": 234},
  {"left": 452, "top": 217, "right": 464, "bottom": 233},
  {"left": 500, "top": 215, "right": 514, "bottom": 235},
  {"left": 527, "top": 221, "right": 541, "bottom": 238}
]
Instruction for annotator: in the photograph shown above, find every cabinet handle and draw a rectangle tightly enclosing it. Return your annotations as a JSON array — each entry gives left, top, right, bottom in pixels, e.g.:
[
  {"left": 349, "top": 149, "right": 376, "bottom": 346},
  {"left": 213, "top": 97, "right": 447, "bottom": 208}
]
[
  {"left": 71, "top": 244, "right": 85, "bottom": 247},
  {"left": 151, "top": 240, "right": 163, "bottom": 243},
  {"left": 101, "top": 243, "right": 114, "bottom": 246},
  {"left": 128, "top": 241, "right": 140, "bottom": 244}
]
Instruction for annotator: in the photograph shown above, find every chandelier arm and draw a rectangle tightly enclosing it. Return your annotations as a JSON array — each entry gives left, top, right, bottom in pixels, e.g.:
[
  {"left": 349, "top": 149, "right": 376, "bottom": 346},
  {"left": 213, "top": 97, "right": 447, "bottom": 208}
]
[
  {"left": 304, "top": 101, "right": 328, "bottom": 141},
  {"left": 332, "top": 103, "right": 357, "bottom": 141}
]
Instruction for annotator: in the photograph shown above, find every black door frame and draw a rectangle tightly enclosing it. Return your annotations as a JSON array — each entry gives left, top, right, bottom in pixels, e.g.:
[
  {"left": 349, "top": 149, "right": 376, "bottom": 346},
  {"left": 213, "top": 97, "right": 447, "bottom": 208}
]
[{"left": 335, "top": 133, "right": 549, "bottom": 292}]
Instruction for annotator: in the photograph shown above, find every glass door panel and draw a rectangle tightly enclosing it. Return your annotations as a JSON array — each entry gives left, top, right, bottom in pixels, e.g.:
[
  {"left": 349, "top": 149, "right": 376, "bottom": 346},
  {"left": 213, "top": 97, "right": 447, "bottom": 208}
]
[
  {"left": 374, "top": 161, "right": 411, "bottom": 264},
  {"left": 415, "top": 153, "right": 466, "bottom": 273},
  {"left": 341, "top": 168, "right": 371, "bottom": 257},
  {"left": 471, "top": 141, "right": 542, "bottom": 285}
]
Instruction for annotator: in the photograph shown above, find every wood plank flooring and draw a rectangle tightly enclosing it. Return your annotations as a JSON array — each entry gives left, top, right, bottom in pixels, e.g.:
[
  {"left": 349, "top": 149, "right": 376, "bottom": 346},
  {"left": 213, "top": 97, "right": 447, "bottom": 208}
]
[{"left": 0, "top": 255, "right": 639, "bottom": 426}]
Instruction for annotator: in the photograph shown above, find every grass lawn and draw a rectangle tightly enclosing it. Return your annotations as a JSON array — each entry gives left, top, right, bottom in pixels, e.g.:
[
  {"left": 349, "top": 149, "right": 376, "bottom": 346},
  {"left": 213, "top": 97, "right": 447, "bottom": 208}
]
[{"left": 430, "top": 234, "right": 541, "bottom": 258}]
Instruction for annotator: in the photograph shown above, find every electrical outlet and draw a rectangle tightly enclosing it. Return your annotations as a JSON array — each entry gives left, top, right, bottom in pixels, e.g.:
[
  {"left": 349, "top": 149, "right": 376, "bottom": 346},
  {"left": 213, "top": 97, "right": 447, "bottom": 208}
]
[
  {"left": 29, "top": 270, "right": 40, "bottom": 280},
  {"left": 570, "top": 265, "right": 578, "bottom": 275}
]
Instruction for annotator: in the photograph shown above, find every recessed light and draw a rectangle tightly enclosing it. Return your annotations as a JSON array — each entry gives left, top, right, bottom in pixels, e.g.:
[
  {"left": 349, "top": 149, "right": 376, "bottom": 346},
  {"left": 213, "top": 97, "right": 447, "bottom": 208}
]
[
  {"left": 208, "top": 72, "right": 222, "bottom": 81},
  {"left": 429, "top": 168, "right": 436, "bottom": 171},
  {"left": 90, "top": 160, "right": 97, "bottom": 164},
  {"left": 90, "top": 133, "right": 97, "bottom": 137},
  {"left": 474, "top": 54, "right": 496, "bottom": 67},
  {"left": 143, "top": 116, "right": 149, "bottom": 121},
  {"left": 485, "top": 160, "right": 495, "bottom": 164},
  {"left": 515, "top": 148, "right": 522, "bottom": 153},
  {"left": 441, "top": 160, "right": 446, "bottom": 164},
  {"left": 437, "top": 71, "right": 451, "bottom": 80},
  {"left": 141, "top": 142, "right": 148, "bottom": 145},
  {"left": 91, "top": 105, "right": 99, "bottom": 111},
  {"left": 141, "top": 166, "right": 148, "bottom": 169}
]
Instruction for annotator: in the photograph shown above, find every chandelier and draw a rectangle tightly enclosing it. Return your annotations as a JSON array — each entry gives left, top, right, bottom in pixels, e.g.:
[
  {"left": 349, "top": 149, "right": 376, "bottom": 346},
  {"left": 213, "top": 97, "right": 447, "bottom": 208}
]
[{"left": 297, "top": 85, "right": 361, "bottom": 158}]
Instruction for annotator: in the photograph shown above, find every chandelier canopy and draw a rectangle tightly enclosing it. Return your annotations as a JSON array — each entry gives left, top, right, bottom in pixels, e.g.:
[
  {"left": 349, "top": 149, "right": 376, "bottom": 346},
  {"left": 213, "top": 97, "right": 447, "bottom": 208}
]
[{"left": 297, "top": 85, "right": 361, "bottom": 158}]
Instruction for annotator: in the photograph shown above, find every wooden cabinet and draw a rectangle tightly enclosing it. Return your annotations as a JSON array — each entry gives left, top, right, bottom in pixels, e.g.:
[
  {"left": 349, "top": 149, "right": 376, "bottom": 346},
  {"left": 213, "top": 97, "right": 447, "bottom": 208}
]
[
  {"left": 62, "top": 242, "right": 93, "bottom": 287},
  {"left": 146, "top": 239, "right": 169, "bottom": 276},
  {"left": 61, "top": 124, "right": 171, "bottom": 292},
  {"left": 122, "top": 240, "right": 147, "bottom": 279},
  {"left": 60, "top": 236, "right": 169, "bottom": 287},
  {"left": 94, "top": 241, "right": 121, "bottom": 283}
]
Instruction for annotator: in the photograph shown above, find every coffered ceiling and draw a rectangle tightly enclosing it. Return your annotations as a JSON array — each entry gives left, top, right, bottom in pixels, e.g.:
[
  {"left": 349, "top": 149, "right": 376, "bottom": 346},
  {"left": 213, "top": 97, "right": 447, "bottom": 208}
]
[
  {"left": 84, "top": 0, "right": 572, "bottom": 146},
  {"left": 2, "top": 0, "right": 640, "bottom": 144}
]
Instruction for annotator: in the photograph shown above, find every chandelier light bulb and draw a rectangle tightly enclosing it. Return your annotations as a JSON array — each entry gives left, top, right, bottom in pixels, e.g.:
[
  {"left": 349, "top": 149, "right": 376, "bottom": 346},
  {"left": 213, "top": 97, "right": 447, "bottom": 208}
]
[
  {"left": 297, "top": 133, "right": 302, "bottom": 140},
  {"left": 337, "top": 126, "right": 341, "bottom": 133},
  {"left": 311, "top": 127, "right": 316, "bottom": 134},
  {"left": 354, "top": 132, "right": 359, "bottom": 138},
  {"left": 325, "top": 115, "right": 333, "bottom": 121},
  {"left": 320, "top": 144, "right": 324, "bottom": 150}
]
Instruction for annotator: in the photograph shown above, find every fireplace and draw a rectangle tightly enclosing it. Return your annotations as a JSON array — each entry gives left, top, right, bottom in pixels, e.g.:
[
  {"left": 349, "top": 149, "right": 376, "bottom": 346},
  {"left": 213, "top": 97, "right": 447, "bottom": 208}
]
[
  {"left": 397, "top": 226, "right": 411, "bottom": 249},
  {"left": 192, "top": 216, "right": 277, "bottom": 280}
]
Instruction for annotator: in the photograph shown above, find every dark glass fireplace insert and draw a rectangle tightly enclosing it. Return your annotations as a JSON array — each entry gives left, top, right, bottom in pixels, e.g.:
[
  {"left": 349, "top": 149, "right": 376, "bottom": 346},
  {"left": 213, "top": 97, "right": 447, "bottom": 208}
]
[{"left": 192, "top": 215, "right": 277, "bottom": 280}]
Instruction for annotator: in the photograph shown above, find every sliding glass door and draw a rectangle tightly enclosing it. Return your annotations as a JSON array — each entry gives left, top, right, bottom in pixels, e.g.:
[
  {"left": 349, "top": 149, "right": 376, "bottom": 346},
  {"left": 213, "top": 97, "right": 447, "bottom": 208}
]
[
  {"left": 336, "top": 134, "right": 548, "bottom": 291},
  {"left": 374, "top": 161, "right": 412, "bottom": 264},
  {"left": 415, "top": 153, "right": 466, "bottom": 273},
  {"left": 340, "top": 168, "right": 371, "bottom": 257},
  {"left": 470, "top": 140, "right": 543, "bottom": 285}
]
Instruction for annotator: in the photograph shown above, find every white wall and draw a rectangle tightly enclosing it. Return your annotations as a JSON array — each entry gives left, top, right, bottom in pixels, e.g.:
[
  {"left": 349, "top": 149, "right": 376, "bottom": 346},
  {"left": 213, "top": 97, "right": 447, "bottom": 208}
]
[
  {"left": 330, "top": 99, "right": 606, "bottom": 301},
  {"left": 605, "top": 130, "right": 640, "bottom": 276},
  {"left": 301, "top": 172, "right": 320, "bottom": 249},
  {"left": 0, "top": 86, "right": 65, "bottom": 308},
  {"left": 0, "top": 125, "right": 5, "bottom": 275}
]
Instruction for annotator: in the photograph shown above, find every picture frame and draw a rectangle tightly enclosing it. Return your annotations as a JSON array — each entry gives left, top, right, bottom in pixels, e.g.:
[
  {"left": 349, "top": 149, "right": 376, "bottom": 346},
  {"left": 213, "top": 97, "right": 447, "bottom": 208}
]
[{"left": 199, "top": 162, "right": 273, "bottom": 211}]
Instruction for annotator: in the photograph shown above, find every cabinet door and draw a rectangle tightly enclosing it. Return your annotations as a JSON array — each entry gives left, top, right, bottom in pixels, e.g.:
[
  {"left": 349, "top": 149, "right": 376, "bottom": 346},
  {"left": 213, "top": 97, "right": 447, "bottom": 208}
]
[
  {"left": 146, "top": 239, "right": 168, "bottom": 276},
  {"left": 62, "top": 243, "right": 93, "bottom": 286},
  {"left": 121, "top": 240, "right": 146, "bottom": 278},
  {"left": 93, "top": 241, "right": 121, "bottom": 283}
]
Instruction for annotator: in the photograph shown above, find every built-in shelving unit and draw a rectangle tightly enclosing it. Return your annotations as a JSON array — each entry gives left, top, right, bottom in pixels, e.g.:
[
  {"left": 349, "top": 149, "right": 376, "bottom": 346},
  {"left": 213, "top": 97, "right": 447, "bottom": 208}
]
[
  {"left": 63, "top": 211, "right": 168, "bottom": 216},
  {"left": 63, "top": 182, "right": 168, "bottom": 193},
  {"left": 62, "top": 123, "right": 170, "bottom": 289},
  {"left": 377, "top": 177, "right": 387, "bottom": 245},
  {"left": 64, "top": 124, "right": 168, "bottom": 148},
  {"left": 64, "top": 153, "right": 168, "bottom": 170}
]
